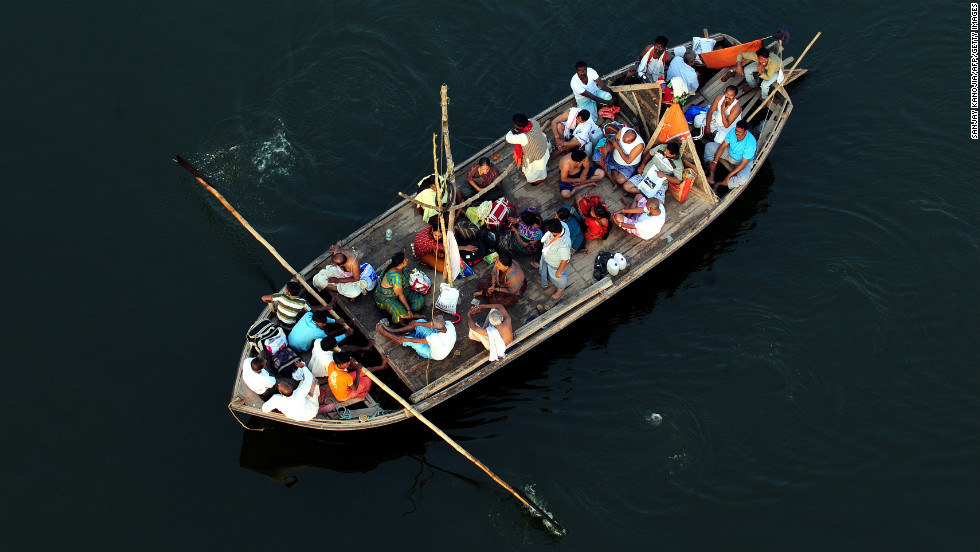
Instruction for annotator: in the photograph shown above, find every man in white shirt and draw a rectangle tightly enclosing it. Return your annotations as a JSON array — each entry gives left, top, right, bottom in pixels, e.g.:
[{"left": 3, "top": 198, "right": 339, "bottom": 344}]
[
  {"left": 375, "top": 317, "right": 457, "bottom": 361},
  {"left": 532, "top": 219, "right": 572, "bottom": 301},
  {"left": 551, "top": 107, "right": 603, "bottom": 158},
  {"left": 613, "top": 194, "right": 666, "bottom": 240},
  {"left": 505, "top": 113, "right": 551, "bottom": 185},
  {"left": 627, "top": 36, "right": 673, "bottom": 83},
  {"left": 309, "top": 336, "right": 376, "bottom": 380},
  {"left": 241, "top": 356, "right": 276, "bottom": 397},
  {"left": 570, "top": 61, "right": 614, "bottom": 121},
  {"left": 261, "top": 366, "right": 319, "bottom": 422}
]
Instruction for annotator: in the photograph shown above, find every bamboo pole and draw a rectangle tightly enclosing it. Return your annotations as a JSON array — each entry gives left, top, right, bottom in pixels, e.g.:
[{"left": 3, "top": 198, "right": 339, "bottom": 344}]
[
  {"left": 440, "top": 85, "right": 457, "bottom": 286},
  {"left": 431, "top": 134, "right": 451, "bottom": 287},
  {"left": 174, "top": 154, "right": 564, "bottom": 535},
  {"left": 746, "top": 31, "right": 821, "bottom": 120}
]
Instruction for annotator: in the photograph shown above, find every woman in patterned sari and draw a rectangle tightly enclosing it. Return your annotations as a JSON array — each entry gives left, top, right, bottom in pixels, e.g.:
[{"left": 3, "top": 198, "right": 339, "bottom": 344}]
[
  {"left": 374, "top": 252, "right": 424, "bottom": 325},
  {"left": 509, "top": 210, "right": 543, "bottom": 256}
]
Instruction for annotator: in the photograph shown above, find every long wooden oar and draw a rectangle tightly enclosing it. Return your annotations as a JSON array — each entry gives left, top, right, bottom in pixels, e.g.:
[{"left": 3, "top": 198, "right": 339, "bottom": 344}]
[
  {"left": 746, "top": 31, "right": 821, "bottom": 121},
  {"left": 174, "top": 155, "right": 565, "bottom": 535}
]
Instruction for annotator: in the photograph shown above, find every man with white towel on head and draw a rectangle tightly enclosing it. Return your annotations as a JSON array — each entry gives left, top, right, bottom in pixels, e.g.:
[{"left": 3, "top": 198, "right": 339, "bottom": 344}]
[{"left": 466, "top": 303, "right": 513, "bottom": 362}]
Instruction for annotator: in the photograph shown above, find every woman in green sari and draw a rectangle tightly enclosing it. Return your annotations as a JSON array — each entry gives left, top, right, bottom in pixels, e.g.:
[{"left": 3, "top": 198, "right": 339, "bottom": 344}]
[{"left": 374, "top": 252, "right": 424, "bottom": 324}]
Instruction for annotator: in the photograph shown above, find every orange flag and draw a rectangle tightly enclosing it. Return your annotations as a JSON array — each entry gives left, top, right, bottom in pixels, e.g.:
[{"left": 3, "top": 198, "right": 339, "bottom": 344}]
[
  {"left": 658, "top": 103, "right": 691, "bottom": 144},
  {"left": 699, "top": 39, "right": 763, "bottom": 69}
]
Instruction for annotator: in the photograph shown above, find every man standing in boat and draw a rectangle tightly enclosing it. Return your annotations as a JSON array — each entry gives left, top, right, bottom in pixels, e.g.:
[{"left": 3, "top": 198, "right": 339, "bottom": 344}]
[
  {"left": 505, "top": 113, "right": 550, "bottom": 186},
  {"left": 704, "top": 120, "right": 756, "bottom": 194},
  {"left": 466, "top": 304, "right": 513, "bottom": 362},
  {"left": 532, "top": 219, "right": 572, "bottom": 302}
]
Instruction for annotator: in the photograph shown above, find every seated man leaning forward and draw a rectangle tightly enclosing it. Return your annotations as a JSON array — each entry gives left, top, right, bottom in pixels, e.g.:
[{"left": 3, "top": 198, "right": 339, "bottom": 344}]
[
  {"left": 558, "top": 150, "right": 604, "bottom": 199},
  {"left": 627, "top": 35, "right": 673, "bottom": 83},
  {"left": 287, "top": 298, "right": 355, "bottom": 353},
  {"left": 313, "top": 245, "right": 365, "bottom": 301},
  {"left": 308, "top": 335, "right": 375, "bottom": 381},
  {"left": 666, "top": 50, "right": 699, "bottom": 93},
  {"left": 261, "top": 366, "right": 319, "bottom": 422},
  {"left": 732, "top": 47, "right": 783, "bottom": 99},
  {"left": 505, "top": 112, "right": 551, "bottom": 185},
  {"left": 375, "top": 316, "right": 457, "bottom": 361},
  {"left": 241, "top": 356, "right": 277, "bottom": 398},
  {"left": 531, "top": 219, "right": 572, "bottom": 302},
  {"left": 466, "top": 304, "right": 514, "bottom": 362},
  {"left": 551, "top": 107, "right": 602, "bottom": 157},
  {"left": 613, "top": 194, "right": 666, "bottom": 240},
  {"left": 261, "top": 281, "right": 310, "bottom": 327},
  {"left": 570, "top": 61, "right": 614, "bottom": 122},
  {"left": 625, "top": 142, "right": 684, "bottom": 198},
  {"left": 324, "top": 352, "right": 388, "bottom": 407},
  {"left": 592, "top": 126, "right": 645, "bottom": 189},
  {"left": 704, "top": 120, "right": 757, "bottom": 193},
  {"left": 475, "top": 251, "right": 525, "bottom": 308}
]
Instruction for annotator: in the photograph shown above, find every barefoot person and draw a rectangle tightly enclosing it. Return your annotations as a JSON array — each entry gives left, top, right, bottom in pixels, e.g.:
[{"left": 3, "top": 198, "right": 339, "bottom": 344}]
[
  {"left": 558, "top": 150, "right": 604, "bottom": 199},
  {"left": 531, "top": 219, "right": 572, "bottom": 302},
  {"left": 627, "top": 36, "right": 673, "bottom": 83},
  {"left": 323, "top": 353, "right": 388, "bottom": 409},
  {"left": 466, "top": 304, "right": 514, "bottom": 362},
  {"left": 374, "top": 252, "right": 424, "bottom": 325},
  {"left": 625, "top": 142, "right": 684, "bottom": 197},
  {"left": 732, "top": 47, "right": 783, "bottom": 99},
  {"left": 704, "top": 120, "right": 756, "bottom": 193},
  {"left": 474, "top": 251, "right": 525, "bottom": 308},
  {"left": 593, "top": 126, "right": 644, "bottom": 189},
  {"left": 551, "top": 107, "right": 602, "bottom": 157},
  {"left": 375, "top": 317, "right": 457, "bottom": 361},
  {"left": 313, "top": 247, "right": 365, "bottom": 301},
  {"left": 704, "top": 85, "right": 742, "bottom": 144},
  {"left": 570, "top": 61, "right": 614, "bottom": 121},
  {"left": 505, "top": 113, "right": 550, "bottom": 185},
  {"left": 457, "top": 157, "right": 503, "bottom": 202},
  {"left": 613, "top": 194, "right": 666, "bottom": 240}
]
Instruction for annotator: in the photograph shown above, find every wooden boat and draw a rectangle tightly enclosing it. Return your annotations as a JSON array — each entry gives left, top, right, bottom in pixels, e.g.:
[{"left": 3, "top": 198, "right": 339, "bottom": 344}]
[{"left": 226, "top": 32, "right": 809, "bottom": 431}]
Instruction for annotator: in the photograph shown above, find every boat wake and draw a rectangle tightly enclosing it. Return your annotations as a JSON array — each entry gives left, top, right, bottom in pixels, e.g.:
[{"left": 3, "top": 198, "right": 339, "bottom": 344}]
[{"left": 199, "top": 115, "right": 301, "bottom": 188}]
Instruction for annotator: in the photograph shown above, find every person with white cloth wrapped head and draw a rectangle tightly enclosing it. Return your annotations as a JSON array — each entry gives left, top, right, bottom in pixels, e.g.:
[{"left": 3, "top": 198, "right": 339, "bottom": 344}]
[{"left": 466, "top": 304, "right": 514, "bottom": 362}]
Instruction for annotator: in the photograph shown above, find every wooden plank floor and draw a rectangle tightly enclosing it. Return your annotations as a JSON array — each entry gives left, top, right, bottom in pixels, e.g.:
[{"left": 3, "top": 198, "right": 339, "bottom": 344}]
[{"left": 321, "top": 99, "right": 717, "bottom": 393}]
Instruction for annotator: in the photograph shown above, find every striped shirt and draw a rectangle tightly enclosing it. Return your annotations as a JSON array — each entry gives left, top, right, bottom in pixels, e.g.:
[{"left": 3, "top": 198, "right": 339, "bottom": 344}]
[{"left": 270, "top": 292, "right": 310, "bottom": 326}]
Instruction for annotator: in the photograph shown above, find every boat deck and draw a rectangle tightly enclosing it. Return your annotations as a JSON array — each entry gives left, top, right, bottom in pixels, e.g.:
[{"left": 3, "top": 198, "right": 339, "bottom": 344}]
[{"left": 227, "top": 32, "right": 807, "bottom": 428}]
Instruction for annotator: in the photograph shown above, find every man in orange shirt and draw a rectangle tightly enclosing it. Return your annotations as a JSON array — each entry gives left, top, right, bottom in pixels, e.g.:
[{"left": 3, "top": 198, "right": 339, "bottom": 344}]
[{"left": 323, "top": 353, "right": 388, "bottom": 409}]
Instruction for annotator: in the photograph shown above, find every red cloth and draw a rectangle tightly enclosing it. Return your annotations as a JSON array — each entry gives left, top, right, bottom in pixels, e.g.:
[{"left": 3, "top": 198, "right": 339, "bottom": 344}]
[
  {"left": 699, "top": 39, "right": 764, "bottom": 69},
  {"left": 512, "top": 122, "right": 532, "bottom": 166},
  {"left": 597, "top": 105, "right": 621, "bottom": 120}
]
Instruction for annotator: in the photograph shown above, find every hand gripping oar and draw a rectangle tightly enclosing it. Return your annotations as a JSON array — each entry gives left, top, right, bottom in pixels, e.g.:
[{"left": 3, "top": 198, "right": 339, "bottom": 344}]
[{"left": 174, "top": 155, "right": 565, "bottom": 535}]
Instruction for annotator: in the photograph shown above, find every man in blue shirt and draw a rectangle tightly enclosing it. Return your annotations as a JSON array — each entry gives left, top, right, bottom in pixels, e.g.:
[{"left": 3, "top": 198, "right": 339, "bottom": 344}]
[
  {"left": 287, "top": 303, "right": 352, "bottom": 352},
  {"left": 703, "top": 120, "right": 757, "bottom": 194}
]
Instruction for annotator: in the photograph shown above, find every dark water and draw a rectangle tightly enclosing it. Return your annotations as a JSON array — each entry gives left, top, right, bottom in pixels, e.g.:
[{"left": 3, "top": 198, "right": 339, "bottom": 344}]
[{"left": 4, "top": 1, "right": 978, "bottom": 549}]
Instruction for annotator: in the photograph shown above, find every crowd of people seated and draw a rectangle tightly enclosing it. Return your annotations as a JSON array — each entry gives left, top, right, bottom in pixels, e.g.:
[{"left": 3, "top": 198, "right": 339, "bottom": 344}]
[{"left": 247, "top": 35, "right": 767, "bottom": 420}]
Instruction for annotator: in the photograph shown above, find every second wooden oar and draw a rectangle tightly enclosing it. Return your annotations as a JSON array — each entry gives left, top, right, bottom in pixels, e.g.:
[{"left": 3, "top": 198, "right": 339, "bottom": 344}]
[{"left": 174, "top": 154, "right": 565, "bottom": 535}]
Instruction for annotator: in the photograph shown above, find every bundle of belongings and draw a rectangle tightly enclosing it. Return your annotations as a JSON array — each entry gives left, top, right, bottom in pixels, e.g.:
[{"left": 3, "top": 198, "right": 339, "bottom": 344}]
[{"left": 246, "top": 319, "right": 301, "bottom": 376}]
